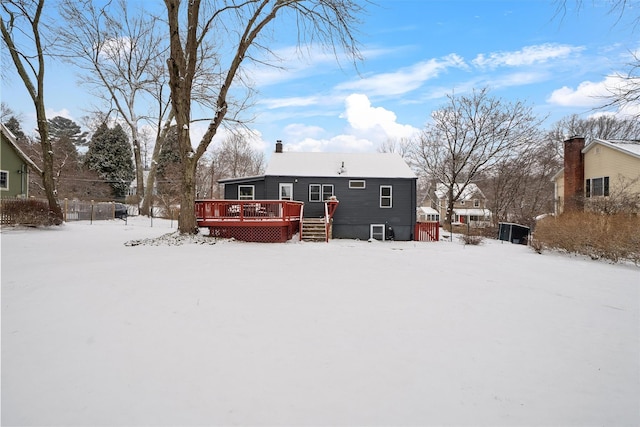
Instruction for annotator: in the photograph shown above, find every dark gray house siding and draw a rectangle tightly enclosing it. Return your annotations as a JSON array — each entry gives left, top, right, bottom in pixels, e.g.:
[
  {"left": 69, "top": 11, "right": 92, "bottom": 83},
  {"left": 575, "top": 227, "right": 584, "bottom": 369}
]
[{"left": 221, "top": 174, "right": 417, "bottom": 241}]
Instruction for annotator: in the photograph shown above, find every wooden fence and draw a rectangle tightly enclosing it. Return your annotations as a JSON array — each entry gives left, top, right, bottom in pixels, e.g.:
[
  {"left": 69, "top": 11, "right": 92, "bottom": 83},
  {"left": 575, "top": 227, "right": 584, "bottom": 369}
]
[{"left": 414, "top": 221, "right": 440, "bottom": 242}]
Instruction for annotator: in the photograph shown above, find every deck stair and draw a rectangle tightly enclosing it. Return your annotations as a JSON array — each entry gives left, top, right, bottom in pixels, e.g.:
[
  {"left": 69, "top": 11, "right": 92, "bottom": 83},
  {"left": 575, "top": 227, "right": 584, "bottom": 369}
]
[{"left": 301, "top": 218, "right": 328, "bottom": 242}]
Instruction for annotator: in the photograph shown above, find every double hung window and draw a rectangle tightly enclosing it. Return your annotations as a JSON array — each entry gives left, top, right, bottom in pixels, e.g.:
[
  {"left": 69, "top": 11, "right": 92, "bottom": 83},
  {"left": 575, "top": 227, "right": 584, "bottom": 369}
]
[
  {"left": 380, "top": 185, "right": 392, "bottom": 208},
  {"left": 309, "top": 184, "right": 334, "bottom": 202},
  {"left": 585, "top": 177, "right": 609, "bottom": 197}
]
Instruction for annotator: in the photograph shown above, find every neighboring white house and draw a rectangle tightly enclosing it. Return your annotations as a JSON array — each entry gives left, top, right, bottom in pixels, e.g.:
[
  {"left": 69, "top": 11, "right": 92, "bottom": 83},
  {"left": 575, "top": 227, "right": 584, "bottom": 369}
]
[
  {"left": 434, "top": 183, "right": 492, "bottom": 227},
  {"left": 417, "top": 206, "right": 440, "bottom": 222}
]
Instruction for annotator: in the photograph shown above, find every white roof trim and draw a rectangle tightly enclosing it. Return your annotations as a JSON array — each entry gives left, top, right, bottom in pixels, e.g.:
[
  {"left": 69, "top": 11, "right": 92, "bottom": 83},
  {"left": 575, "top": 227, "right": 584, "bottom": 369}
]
[
  {"left": 0, "top": 123, "right": 42, "bottom": 173},
  {"left": 583, "top": 138, "right": 640, "bottom": 160}
]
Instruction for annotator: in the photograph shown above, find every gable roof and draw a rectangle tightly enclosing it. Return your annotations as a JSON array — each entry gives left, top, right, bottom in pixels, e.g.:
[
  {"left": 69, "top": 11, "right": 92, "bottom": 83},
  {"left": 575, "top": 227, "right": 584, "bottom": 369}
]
[
  {"left": 583, "top": 138, "right": 640, "bottom": 160},
  {"left": 265, "top": 152, "right": 416, "bottom": 179},
  {"left": 435, "top": 183, "right": 485, "bottom": 201},
  {"left": 1, "top": 123, "right": 42, "bottom": 173}
]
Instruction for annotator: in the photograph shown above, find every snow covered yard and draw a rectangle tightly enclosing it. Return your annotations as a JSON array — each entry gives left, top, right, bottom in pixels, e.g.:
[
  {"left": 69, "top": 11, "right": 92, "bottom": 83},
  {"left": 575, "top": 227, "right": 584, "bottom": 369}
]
[{"left": 2, "top": 217, "right": 638, "bottom": 426}]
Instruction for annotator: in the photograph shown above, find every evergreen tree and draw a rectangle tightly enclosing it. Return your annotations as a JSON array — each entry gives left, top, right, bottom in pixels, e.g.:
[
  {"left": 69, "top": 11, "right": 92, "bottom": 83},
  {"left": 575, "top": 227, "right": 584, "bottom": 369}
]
[
  {"left": 48, "top": 116, "right": 88, "bottom": 151},
  {"left": 4, "top": 116, "right": 27, "bottom": 142},
  {"left": 85, "top": 123, "right": 135, "bottom": 199}
]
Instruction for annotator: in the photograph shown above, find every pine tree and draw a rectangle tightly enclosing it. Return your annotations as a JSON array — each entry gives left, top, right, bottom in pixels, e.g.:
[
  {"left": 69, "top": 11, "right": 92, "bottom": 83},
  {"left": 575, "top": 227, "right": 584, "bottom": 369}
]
[
  {"left": 48, "top": 116, "right": 88, "bottom": 152},
  {"left": 85, "top": 123, "right": 135, "bottom": 199}
]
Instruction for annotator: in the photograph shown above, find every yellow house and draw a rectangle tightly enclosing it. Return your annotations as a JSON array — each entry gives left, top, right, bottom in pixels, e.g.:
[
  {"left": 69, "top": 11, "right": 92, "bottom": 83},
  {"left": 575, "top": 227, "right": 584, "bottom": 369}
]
[{"left": 553, "top": 137, "right": 640, "bottom": 214}]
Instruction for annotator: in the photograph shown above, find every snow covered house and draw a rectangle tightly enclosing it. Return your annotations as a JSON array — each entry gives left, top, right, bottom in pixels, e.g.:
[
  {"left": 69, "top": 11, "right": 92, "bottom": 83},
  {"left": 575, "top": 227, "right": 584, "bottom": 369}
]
[
  {"left": 434, "top": 183, "right": 492, "bottom": 227},
  {"left": 552, "top": 136, "right": 640, "bottom": 214},
  {"left": 218, "top": 142, "right": 418, "bottom": 241},
  {"left": 0, "top": 123, "right": 42, "bottom": 199}
]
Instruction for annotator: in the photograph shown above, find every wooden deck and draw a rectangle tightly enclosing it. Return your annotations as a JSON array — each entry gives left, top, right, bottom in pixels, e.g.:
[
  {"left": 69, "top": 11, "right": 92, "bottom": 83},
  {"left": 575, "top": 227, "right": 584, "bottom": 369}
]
[{"left": 195, "top": 200, "right": 304, "bottom": 242}]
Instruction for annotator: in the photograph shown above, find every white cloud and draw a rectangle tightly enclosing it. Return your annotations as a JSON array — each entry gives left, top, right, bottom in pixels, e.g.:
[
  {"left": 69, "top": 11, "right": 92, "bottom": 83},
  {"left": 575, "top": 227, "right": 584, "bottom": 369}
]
[
  {"left": 342, "top": 94, "right": 418, "bottom": 139},
  {"left": 45, "top": 108, "right": 73, "bottom": 120},
  {"left": 336, "top": 54, "right": 467, "bottom": 97},
  {"left": 283, "top": 123, "right": 325, "bottom": 139},
  {"left": 279, "top": 94, "right": 420, "bottom": 153},
  {"left": 547, "top": 76, "right": 619, "bottom": 107},
  {"left": 473, "top": 43, "right": 584, "bottom": 69},
  {"left": 285, "top": 134, "right": 375, "bottom": 153},
  {"left": 247, "top": 44, "right": 394, "bottom": 88},
  {"left": 98, "top": 37, "right": 132, "bottom": 60},
  {"left": 261, "top": 96, "right": 321, "bottom": 109}
]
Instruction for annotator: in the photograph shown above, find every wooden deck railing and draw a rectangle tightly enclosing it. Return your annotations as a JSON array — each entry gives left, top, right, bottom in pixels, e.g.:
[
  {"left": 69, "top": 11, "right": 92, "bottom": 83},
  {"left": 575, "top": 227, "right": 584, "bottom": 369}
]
[{"left": 195, "top": 200, "right": 304, "bottom": 225}]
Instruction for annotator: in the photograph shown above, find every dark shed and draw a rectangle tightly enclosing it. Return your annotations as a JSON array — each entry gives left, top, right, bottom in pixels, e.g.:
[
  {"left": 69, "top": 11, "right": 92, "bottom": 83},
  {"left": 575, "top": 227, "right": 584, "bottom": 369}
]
[{"left": 498, "top": 222, "right": 530, "bottom": 245}]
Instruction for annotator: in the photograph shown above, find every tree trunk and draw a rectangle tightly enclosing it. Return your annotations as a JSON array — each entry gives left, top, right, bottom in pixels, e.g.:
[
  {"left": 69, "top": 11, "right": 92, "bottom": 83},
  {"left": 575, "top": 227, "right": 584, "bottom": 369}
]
[
  {"left": 141, "top": 112, "right": 173, "bottom": 216},
  {"left": 446, "top": 186, "right": 454, "bottom": 234},
  {"left": 36, "top": 107, "right": 63, "bottom": 224},
  {"left": 178, "top": 157, "right": 198, "bottom": 234},
  {"left": 132, "top": 135, "right": 144, "bottom": 205}
]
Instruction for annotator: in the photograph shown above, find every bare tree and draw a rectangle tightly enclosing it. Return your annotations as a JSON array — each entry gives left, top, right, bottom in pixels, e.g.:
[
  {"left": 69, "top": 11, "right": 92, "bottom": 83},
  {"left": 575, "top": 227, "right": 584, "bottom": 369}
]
[
  {"left": 58, "top": 0, "right": 172, "bottom": 212},
  {"left": 1, "top": 0, "right": 62, "bottom": 223},
  {"left": 482, "top": 138, "right": 560, "bottom": 227},
  {"left": 164, "top": 0, "right": 367, "bottom": 234},
  {"left": 411, "top": 87, "right": 543, "bottom": 230},
  {"left": 377, "top": 137, "right": 413, "bottom": 159},
  {"left": 555, "top": 0, "right": 639, "bottom": 117},
  {"left": 547, "top": 114, "right": 640, "bottom": 155},
  {"left": 213, "top": 133, "right": 265, "bottom": 178}
]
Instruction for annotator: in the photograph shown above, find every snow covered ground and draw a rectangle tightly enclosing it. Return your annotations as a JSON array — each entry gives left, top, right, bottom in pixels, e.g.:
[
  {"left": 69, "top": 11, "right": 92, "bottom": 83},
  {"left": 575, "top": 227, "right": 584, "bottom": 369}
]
[{"left": 2, "top": 216, "right": 639, "bottom": 426}]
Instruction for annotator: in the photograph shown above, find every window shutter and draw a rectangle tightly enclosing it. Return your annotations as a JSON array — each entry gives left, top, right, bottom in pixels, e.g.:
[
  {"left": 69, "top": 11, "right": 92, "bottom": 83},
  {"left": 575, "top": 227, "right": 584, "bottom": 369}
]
[
  {"left": 604, "top": 177, "right": 609, "bottom": 197},
  {"left": 585, "top": 179, "right": 591, "bottom": 198}
]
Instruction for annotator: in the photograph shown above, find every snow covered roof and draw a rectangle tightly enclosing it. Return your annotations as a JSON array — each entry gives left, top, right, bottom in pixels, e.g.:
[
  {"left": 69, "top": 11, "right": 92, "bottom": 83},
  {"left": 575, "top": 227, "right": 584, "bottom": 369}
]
[
  {"left": 265, "top": 152, "right": 416, "bottom": 179},
  {"left": 0, "top": 123, "right": 42, "bottom": 173},
  {"left": 584, "top": 139, "right": 640, "bottom": 159},
  {"left": 453, "top": 208, "right": 492, "bottom": 217},
  {"left": 417, "top": 207, "right": 440, "bottom": 215},
  {"left": 435, "top": 183, "right": 485, "bottom": 201}
]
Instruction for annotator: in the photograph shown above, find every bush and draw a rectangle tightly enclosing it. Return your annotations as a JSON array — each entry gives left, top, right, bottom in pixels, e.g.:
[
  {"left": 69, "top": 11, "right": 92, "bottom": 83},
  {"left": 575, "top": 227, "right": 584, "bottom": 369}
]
[
  {"left": 534, "top": 211, "right": 640, "bottom": 264},
  {"left": 0, "top": 199, "right": 58, "bottom": 227},
  {"left": 459, "top": 234, "right": 484, "bottom": 245}
]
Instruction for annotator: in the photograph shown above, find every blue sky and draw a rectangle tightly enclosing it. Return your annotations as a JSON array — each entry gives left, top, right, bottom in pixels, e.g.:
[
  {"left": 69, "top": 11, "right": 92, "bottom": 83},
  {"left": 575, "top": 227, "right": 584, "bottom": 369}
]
[{"left": 2, "top": 0, "right": 638, "bottom": 159}]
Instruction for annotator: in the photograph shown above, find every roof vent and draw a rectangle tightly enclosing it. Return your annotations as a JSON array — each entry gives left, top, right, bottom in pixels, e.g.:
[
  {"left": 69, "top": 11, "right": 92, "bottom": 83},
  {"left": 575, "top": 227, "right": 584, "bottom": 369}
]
[{"left": 337, "top": 161, "right": 346, "bottom": 175}]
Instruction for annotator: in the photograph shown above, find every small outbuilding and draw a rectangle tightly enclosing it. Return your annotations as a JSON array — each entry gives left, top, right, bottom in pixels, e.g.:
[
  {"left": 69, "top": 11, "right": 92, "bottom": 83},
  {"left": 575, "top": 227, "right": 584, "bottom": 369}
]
[{"left": 498, "top": 222, "right": 530, "bottom": 245}]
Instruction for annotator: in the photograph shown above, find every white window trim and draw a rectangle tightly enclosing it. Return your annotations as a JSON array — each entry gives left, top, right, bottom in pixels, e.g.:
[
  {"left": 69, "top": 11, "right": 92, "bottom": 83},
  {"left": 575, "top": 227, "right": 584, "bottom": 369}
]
[
  {"left": 238, "top": 185, "right": 255, "bottom": 200},
  {"left": 309, "top": 184, "right": 321, "bottom": 202},
  {"left": 380, "top": 185, "right": 392, "bottom": 208},
  {"left": 0, "top": 170, "right": 8, "bottom": 190},
  {"left": 279, "top": 183, "right": 293, "bottom": 200},
  {"left": 309, "top": 183, "right": 334, "bottom": 202},
  {"left": 349, "top": 180, "right": 366, "bottom": 189},
  {"left": 322, "top": 184, "right": 334, "bottom": 201},
  {"left": 586, "top": 176, "right": 609, "bottom": 198},
  {"left": 370, "top": 224, "right": 386, "bottom": 241}
]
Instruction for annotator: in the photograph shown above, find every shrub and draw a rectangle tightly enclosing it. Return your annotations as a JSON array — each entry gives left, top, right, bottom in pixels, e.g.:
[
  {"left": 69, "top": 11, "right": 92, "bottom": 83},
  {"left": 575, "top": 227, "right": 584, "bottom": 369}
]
[
  {"left": 459, "top": 234, "right": 484, "bottom": 245},
  {"left": 0, "top": 199, "right": 58, "bottom": 227},
  {"left": 534, "top": 211, "right": 640, "bottom": 264}
]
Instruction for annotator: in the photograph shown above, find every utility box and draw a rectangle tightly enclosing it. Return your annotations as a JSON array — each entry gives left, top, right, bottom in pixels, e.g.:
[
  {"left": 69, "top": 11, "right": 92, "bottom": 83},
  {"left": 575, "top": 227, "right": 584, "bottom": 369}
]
[{"left": 498, "top": 222, "right": 530, "bottom": 245}]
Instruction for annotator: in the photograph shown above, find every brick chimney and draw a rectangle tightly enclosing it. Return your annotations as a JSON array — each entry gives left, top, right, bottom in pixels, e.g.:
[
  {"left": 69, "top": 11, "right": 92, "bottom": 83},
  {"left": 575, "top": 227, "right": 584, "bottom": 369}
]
[
  {"left": 563, "top": 136, "right": 585, "bottom": 211},
  {"left": 275, "top": 140, "right": 283, "bottom": 153}
]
